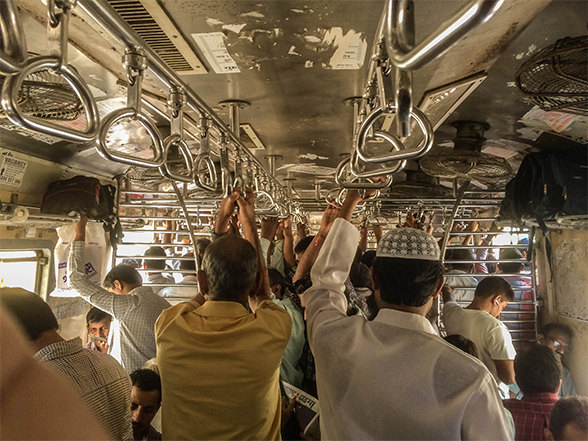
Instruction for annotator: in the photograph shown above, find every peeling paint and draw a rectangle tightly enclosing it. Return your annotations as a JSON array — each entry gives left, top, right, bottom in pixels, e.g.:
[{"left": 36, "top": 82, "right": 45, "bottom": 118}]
[
  {"left": 291, "top": 8, "right": 305, "bottom": 13},
  {"left": 305, "top": 60, "right": 314, "bottom": 68},
  {"left": 222, "top": 24, "right": 247, "bottom": 34},
  {"left": 288, "top": 46, "right": 301, "bottom": 56},
  {"left": 206, "top": 18, "right": 224, "bottom": 27},
  {"left": 515, "top": 52, "right": 525, "bottom": 60},
  {"left": 526, "top": 43, "right": 537, "bottom": 56},
  {"left": 506, "top": 81, "right": 517, "bottom": 87},
  {"left": 240, "top": 11, "right": 264, "bottom": 18}
]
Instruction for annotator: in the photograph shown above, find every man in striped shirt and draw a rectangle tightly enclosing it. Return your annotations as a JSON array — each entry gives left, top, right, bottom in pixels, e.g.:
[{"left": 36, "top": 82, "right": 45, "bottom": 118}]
[
  {"left": 69, "top": 216, "right": 171, "bottom": 372},
  {"left": 0, "top": 287, "right": 133, "bottom": 441}
]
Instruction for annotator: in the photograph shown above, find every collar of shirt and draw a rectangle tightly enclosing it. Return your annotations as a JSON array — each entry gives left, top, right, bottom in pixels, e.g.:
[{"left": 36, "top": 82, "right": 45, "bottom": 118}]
[
  {"left": 195, "top": 300, "right": 251, "bottom": 318},
  {"left": 374, "top": 308, "right": 437, "bottom": 335},
  {"left": 34, "top": 337, "right": 83, "bottom": 362},
  {"left": 520, "top": 392, "right": 560, "bottom": 404}
]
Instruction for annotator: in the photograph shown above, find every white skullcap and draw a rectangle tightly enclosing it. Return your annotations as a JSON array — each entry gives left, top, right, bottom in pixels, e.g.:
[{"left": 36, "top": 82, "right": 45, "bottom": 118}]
[{"left": 376, "top": 228, "right": 440, "bottom": 261}]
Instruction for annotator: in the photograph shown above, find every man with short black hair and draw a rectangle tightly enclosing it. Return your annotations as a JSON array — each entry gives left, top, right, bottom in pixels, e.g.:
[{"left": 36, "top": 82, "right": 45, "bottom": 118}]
[
  {"left": 144, "top": 246, "right": 175, "bottom": 287},
  {"left": 443, "top": 276, "right": 517, "bottom": 398},
  {"left": 503, "top": 345, "right": 562, "bottom": 440},
  {"left": 130, "top": 369, "right": 162, "bottom": 441},
  {"left": 156, "top": 188, "right": 291, "bottom": 440},
  {"left": 85, "top": 306, "right": 111, "bottom": 352},
  {"left": 544, "top": 396, "right": 588, "bottom": 441},
  {"left": 538, "top": 323, "right": 578, "bottom": 398},
  {"left": 510, "top": 323, "right": 579, "bottom": 400},
  {"left": 70, "top": 216, "right": 171, "bottom": 372},
  {"left": 0, "top": 287, "right": 133, "bottom": 441},
  {"left": 303, "top": 191, "right": 512, "bottom": 439}
]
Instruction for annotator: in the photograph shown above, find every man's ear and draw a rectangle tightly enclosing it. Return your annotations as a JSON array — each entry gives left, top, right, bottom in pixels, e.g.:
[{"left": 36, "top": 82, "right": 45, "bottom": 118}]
[
  {"left": 113, "top": 280, "right": 123, "bottom": 293},
  {"left": 537, "top": 334, "right": 546, "bottom": 345},
  {"left": 544, "top": 428, "right": 555, "bottom": 441},
  {"left": 197, "top": 269, "right": 208, "bottom": 295},
  {"left": 492, "top": 294, "right": 502, "bottom": 305},
  {"left": 432, "top": 275, "right": 445, "bottom": 298}
]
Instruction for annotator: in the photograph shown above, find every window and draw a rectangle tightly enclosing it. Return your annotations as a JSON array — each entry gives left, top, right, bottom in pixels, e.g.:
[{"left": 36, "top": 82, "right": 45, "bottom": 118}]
[{"left": 0, "top": 250, "right": 44, "bottom": 293}]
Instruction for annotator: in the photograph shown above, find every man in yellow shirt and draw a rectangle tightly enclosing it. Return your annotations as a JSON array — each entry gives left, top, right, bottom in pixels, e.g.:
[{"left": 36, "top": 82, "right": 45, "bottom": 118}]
[{"left": 156, "top": 188, "right": 291, "bottom": 440}]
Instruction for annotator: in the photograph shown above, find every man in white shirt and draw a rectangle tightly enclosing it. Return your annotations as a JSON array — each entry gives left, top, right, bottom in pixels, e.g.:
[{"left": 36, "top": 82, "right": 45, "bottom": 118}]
[
  {"left": 443, "top": 276, "right": 517, "bottom": 398},
  {"left": 303, "top": 191, "right": 512, "bottom": 440}
]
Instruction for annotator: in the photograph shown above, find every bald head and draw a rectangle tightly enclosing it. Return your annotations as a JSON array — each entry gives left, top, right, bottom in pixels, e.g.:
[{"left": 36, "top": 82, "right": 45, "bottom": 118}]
[{"left": 201, "top": 234, "right": 258, "bottom": 301}]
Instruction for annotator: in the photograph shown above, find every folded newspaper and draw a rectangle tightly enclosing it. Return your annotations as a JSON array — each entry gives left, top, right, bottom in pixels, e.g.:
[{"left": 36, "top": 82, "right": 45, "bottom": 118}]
[{"left": 282, "top": 382, "right": 320, "bottom": 438}]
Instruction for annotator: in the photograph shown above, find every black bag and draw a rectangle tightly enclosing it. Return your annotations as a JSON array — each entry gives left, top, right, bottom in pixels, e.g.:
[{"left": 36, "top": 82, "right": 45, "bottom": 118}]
[
  {"left": 499, "top": 148, "right": 588, "bottom": 224},
  {"left": 41, "top": 176, "right": 115, "bottom": 220}
]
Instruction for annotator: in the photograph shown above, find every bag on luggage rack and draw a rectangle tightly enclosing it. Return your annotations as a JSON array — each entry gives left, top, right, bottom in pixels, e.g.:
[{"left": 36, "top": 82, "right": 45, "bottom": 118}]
[
  {"left": 41, "top": 175, "right": 115, "bottom": 220},
  {"left": 499, "top": 148, "right": 588, "bottom": 225}
]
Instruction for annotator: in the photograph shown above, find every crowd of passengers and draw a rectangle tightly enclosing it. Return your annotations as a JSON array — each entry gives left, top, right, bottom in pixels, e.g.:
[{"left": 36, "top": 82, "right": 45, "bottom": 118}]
[{"left": 1, "top": 187, "right": 586, "bottom": 441}]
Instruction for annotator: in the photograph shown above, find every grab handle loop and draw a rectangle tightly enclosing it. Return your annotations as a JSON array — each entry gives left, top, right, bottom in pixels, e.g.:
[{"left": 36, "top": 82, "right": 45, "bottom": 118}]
[
  {"left": 96, "top": 48, "right": 164, "bottom": 167},
  {"left": 219, "top": 134, "right": 232, "bottom": 198},
  {"left": 0, "top": 0, "right": 28, "bottom": 75},
  {"left": 160, "top": 88, "right": 194, "bottom": 182},
  {"left": 1, "top": 56, "right": 100, "bottom": 142},
  {"left": 193, "top": 116, "right": 218, "bottom": 192},
  {"left": 355, "top": 106, "right": 433, "bottom": 163},
  {"left": 336, "top": 158, "right": 394, "bottom": 189}
]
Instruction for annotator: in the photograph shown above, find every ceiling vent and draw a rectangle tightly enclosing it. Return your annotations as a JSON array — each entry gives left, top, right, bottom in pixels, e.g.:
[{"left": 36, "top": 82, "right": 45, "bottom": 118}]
[{"left": 107, "top": 0, "right": 207, "bottom": 75}]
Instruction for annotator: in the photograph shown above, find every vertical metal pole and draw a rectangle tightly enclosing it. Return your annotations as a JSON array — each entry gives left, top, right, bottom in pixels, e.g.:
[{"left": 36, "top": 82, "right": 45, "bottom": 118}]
[{"left": 171, "top": 181, "right": 199, "bottom": 272}]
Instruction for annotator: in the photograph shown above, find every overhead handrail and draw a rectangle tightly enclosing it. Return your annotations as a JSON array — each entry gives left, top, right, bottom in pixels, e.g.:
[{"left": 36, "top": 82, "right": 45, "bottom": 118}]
[
  {"left": 0, "top": 0, "right": 28, "bottom": 75},
  {"left": 193, "top": 116, "right": 218, "bottom": 192},
  {"left": 96, "top": 47, "right": 164, "bottom": 167},
  {"left": 355, "top": 106, "right": 434, "bottom": 163},
  {"left": 1, "top": 0, "right": 99, "bottom": 143},
  {"left": 384, "top": 0, "right": 502, "bottom": 71},
  {"left": 78, "top": 0, "right": 294, "bottom": 208},
  {"left": 159, "top": 87, "right": 194, "bottom": 182}
]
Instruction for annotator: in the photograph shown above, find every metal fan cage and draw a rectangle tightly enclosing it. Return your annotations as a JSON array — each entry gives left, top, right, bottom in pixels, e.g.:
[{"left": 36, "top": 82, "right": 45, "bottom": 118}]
[
  {"left": 515, "top": 36, "right": 588, "bottom": 115},
  {"left": 16, "top": 69, "right": 84, "bottom": 121},
  {"left": 419, "top": 151, "right": 513, "bottom": 184}
]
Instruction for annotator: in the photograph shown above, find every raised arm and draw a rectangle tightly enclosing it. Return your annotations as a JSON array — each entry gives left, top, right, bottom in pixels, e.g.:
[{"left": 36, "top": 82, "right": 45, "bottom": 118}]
[
  {"left": 235, "top": 187, "right": 272, "bottom": 311},
  {"left": 281, "top": 217, "right": 296, "bottom": 270},
  {"left": 292, "top": 203, "right": 339, "bottom": 283},
  {"left": 359, "top": 221, "right": 368, "bottom": 254},
  {"left": 70, "top": 216, "right": 133, "bottom": 318}
]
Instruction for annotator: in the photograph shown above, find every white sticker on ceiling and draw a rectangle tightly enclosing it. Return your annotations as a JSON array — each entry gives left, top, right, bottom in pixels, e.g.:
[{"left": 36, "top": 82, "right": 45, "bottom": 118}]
[
  {"left": 206, "top": 18, "right": 224, "bottom": 27},
  {"left": 323, "top": 28, "right": 367, "bottom": 70},
  {"left": 191, "top": 32, "right": 241, "bottom": 74}
]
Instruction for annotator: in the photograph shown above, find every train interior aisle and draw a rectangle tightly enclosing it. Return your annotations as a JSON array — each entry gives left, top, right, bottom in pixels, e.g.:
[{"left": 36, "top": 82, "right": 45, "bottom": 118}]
[{"left": 0, "top": 0, "right": 587, "bottom": 438}]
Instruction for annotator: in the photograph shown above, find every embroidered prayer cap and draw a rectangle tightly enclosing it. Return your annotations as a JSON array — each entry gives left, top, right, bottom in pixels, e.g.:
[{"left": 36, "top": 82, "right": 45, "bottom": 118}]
[{"left": 376, "top": 228, "right": 440, "bottom": 261}]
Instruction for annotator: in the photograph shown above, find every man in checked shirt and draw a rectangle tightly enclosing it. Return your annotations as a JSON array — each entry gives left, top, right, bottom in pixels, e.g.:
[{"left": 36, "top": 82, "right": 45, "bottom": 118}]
[{"left": 69, "top": 215, "right": 171, "bottom": 372}]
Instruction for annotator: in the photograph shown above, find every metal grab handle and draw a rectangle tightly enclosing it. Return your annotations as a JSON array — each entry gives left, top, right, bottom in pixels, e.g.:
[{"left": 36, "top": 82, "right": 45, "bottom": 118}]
[
  {"left": 384, "top": 0, "right": 502, "bottom": 71},
  {"left": 159, "top": 87, "right": 194, "bottom": 182},
  {"left": 159, "top": 135, "right": 194, "bottom": 182},
  {"left": 336, "top": 188, "right": 381, "bottom": 206},
  {"left": 96, "top": 48, "right": 164, "bottom": 167},
  {"left": 0, "top": 0, "right": 28, "bottom": 75},
  {"left": 1, "top": 56, "right": 100, "bottom": 142},
  {"left": 355, "top": 106, "right": 434, "bottom": 163},
  {"left": 350, "top": 147, "right": 407, "bottom": 179},
  {"left": 336, "top": 158, "right": 393, "bottom": 189},
  {"left": 96, "top": 108, "right": 164, "bottom": 167},
  {"left": 255, "top": 190, "right": 278, "bottom": 214},
  {"left": 194, "top": 154, "right": 217, "bottom": 192}
]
